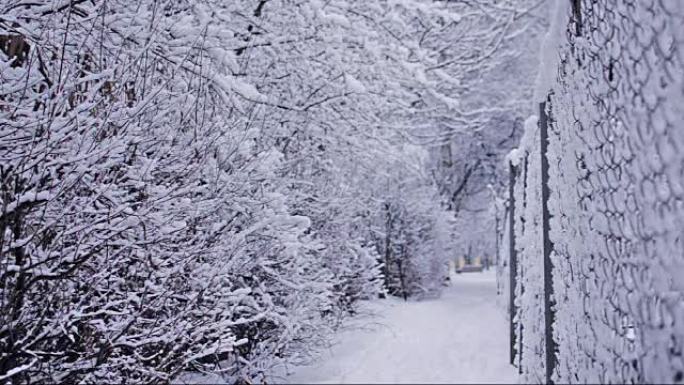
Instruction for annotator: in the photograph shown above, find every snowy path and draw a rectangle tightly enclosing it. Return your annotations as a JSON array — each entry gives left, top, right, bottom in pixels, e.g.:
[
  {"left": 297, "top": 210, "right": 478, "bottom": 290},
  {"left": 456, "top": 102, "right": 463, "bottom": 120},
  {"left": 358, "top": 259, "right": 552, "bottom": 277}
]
[{"left": 286, "top": 270, "right": 517, "bottom": 384}]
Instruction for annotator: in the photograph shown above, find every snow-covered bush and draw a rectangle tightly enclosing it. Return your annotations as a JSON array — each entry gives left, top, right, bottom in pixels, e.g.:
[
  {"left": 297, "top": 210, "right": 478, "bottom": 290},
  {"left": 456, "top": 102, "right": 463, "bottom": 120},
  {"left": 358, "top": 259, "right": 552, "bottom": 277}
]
[
  {"left": 1, "top": 0, "right": 531, "bottom": 383},
  {"left": 370, "top": 149, "right": 456, "bottom": 301}
]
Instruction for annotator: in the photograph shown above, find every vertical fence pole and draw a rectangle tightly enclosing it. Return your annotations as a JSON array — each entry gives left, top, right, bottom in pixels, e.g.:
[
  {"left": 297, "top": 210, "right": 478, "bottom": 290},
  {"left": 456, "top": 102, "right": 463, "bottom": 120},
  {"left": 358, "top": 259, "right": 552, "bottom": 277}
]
[
  {"left": 519, "top": 156, "right": 529, "bottom": 374},
  {"left": 540, "top": 101, "right": 557, "bottom": 384},
  {"left": 495, "top": 213, "right": 500, "bottom": 267},
  {"left": 508, "top": 161, "right": 518, "bottom": 366}
]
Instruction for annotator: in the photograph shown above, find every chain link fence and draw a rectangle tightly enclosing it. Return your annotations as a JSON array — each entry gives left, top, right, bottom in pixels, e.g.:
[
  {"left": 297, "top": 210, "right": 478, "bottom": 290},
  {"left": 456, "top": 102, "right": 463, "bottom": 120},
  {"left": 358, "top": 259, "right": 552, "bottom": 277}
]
[{"left": 499, "top": 1, "right": 684, "bottom": 383}]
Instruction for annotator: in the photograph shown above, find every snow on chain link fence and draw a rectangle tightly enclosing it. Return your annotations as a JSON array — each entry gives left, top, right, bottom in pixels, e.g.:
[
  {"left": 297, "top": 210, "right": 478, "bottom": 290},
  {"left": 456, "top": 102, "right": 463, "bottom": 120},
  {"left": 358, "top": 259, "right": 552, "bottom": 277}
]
[{"left": 498, "top": 1, "right": 684, "bottom": 383}]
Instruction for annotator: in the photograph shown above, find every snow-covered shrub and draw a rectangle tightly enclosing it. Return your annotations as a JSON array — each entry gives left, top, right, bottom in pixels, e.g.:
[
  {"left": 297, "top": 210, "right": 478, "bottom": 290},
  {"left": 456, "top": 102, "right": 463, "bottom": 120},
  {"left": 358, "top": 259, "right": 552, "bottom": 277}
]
[
  {"left": 372, "top": 156, "right": 456, "bottom": 300},
  {"left": 0, "top": 0, "right": 532, "bottom": 383}
]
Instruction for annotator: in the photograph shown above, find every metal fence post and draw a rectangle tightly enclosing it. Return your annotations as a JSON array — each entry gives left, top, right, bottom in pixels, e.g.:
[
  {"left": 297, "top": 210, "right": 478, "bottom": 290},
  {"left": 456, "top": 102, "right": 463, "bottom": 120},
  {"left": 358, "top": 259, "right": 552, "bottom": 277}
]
[
  {"left": 540, "top": 100, "right": 557, "bottom": 384},
  {"left": 508, "top": 161, "right": 518, "bottom": 366}
]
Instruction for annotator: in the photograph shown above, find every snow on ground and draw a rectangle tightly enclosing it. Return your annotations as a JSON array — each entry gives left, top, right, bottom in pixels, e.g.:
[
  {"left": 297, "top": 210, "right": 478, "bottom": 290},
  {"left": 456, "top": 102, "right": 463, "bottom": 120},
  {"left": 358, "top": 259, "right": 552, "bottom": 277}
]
[{"left": 285, "top": 269, "right": 517, "bottom": 384}]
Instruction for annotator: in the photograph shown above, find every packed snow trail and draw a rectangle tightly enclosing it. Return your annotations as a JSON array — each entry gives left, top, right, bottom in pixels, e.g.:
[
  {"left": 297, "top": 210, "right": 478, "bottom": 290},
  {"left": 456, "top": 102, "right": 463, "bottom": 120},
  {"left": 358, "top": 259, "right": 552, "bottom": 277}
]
[{"left": 286, "top": 270, "right": 517, "bottom": 384}]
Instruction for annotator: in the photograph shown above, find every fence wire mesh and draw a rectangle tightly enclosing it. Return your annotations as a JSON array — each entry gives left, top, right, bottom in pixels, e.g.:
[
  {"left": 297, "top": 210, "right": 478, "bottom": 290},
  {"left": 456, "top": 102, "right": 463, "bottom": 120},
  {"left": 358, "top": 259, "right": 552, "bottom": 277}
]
[{"left": 502, "top": 1, "right": 684, "bottom": 383}]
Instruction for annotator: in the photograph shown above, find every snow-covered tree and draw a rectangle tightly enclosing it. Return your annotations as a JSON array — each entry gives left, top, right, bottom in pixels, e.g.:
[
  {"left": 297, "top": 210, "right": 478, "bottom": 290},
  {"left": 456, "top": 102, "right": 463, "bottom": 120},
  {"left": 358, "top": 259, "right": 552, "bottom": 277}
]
[{"left": 1, "top": 0, "right": 534, "bottom": 382}]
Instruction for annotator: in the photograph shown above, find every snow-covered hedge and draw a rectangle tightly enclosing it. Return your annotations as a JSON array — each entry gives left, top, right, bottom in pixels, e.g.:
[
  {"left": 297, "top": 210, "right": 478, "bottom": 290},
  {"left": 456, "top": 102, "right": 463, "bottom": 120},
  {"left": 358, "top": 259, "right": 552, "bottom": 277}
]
[{"left": 0, "top": 1, "right": 463, "bottom": 383}]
